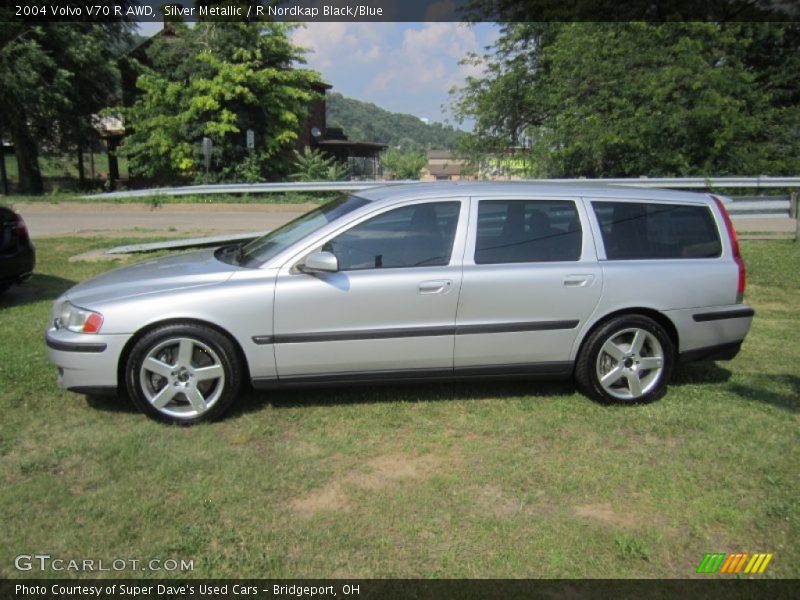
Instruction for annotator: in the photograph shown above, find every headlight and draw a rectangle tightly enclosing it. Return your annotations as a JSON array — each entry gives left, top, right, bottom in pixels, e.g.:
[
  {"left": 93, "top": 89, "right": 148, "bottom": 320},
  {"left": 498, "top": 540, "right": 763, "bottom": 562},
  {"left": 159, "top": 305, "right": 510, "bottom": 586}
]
[{"left": 53, "top": 301, "right": 104, "bottom": 334}]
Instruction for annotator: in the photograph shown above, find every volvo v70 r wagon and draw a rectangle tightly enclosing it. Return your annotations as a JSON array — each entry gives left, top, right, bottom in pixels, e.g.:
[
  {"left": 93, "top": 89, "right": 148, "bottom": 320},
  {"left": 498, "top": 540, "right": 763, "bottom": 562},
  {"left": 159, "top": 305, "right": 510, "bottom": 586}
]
[{"left": 46, "top": 183, "right": 753, "bottom": 423}]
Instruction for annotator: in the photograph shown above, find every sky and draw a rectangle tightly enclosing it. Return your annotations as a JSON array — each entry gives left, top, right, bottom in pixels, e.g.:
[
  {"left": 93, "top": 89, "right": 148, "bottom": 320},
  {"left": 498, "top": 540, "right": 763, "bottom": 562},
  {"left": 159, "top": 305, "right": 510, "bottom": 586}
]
[
  {"left": 290, "top": 22, "right": 498, "bottom": 126},
  {"left": 138, "top": 21, "right": 499, "bottom": 128}
]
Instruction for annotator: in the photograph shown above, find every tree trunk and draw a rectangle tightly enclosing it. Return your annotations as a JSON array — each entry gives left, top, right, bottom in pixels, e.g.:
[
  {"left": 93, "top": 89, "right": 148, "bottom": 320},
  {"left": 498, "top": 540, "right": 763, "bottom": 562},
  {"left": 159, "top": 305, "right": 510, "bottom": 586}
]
[
  {"left": 77, "top": 145, "right": 85, "bottom": 188},
  {"left": 107, "top": 138, "right": 119, "bottom": 191},
  {"left": 0, "top": 122, "right": 7, "bottom": 195},
  {"left": 7, "top": 119, "right": 43, "bottom": 194},
  {"left": 0, "top": 145, "right": 8, "bottom": 196}
]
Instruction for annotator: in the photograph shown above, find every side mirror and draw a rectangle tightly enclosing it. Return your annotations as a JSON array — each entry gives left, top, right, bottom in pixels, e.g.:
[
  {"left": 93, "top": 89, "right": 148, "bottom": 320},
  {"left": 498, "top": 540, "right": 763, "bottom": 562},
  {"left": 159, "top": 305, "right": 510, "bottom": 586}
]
[{"left": 301, "top": 251, "right": 339, "bottom": 273}]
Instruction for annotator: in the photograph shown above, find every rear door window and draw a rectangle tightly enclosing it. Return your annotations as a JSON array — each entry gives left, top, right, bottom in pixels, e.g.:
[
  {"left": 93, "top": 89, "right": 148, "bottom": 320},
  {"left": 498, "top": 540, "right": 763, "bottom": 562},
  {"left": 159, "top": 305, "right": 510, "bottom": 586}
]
[
  {"left": 592, "top": 201, "right": 721, "bottom": 260},
  {"left": 475, "top": 200, "right": 582, "bottom": 264}
]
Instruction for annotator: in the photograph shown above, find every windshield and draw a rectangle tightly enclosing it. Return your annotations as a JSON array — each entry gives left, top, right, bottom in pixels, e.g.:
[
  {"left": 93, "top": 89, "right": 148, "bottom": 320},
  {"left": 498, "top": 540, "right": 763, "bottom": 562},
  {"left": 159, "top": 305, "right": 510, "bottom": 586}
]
[{"left": 238, "top": 194, "right": 370, "bottom": 267}]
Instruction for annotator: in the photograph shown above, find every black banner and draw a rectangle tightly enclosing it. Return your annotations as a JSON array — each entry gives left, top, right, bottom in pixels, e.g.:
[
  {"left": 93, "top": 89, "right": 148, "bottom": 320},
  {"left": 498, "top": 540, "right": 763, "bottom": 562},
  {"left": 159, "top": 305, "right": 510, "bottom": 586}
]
[
  {"left": 3, "top": 579, "right": 800, "bottom": 600},
  {"left": 3, "top": 0, "right": 799, "bottom": 23}
]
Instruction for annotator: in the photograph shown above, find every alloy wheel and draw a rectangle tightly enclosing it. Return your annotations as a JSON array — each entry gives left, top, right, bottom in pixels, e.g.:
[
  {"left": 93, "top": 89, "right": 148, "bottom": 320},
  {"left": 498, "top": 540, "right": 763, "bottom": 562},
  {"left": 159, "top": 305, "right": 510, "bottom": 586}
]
[
  {"left": 595, "top": 327, "right": 665, "bottom": 401},
  {"left": 139, "top": 337, "right": 226, "bottom": 419}
]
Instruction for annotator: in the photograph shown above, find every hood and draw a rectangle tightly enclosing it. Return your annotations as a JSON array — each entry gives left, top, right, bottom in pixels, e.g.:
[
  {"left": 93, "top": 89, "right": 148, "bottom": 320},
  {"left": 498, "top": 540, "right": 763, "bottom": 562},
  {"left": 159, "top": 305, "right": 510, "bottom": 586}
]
[{"left": 65, "top": 248, "right": 240, "bottom": 306}]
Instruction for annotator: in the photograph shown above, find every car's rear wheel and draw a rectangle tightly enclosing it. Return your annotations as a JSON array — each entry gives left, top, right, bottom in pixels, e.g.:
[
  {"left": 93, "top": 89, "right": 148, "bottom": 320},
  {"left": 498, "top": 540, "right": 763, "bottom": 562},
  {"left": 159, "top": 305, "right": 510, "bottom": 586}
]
[
  {"left": 576, "top": 314, "right": 674, "bottom": 404},
  {"left": 126, "top": 323, "right": 242, "bottom": 424}
]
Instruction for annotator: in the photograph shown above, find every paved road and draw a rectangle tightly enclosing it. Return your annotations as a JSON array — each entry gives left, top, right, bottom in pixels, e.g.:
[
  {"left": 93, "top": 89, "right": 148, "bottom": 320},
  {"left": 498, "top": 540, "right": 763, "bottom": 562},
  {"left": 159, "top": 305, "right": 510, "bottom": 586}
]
[
  {"left": 14, "top": 201, "right": 797, "bottom": 239},
  {"left": 731, "top": 216, "right": 797, "bottom": 236},
  {"left": 16, "top": 202, "right": 312, "bottom": 238}
]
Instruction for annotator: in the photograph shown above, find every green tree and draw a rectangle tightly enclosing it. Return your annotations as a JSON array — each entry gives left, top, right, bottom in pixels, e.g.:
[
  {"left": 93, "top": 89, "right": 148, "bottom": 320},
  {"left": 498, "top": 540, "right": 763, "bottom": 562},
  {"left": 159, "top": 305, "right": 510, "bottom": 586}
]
[
  {"left": 290, "top": 147, "right": 348, "bottom": 181},
  {"left": 0, "top": 10, "right": 132, "bottom": 193},
  {"left": 450, "top": 23, "right": 557, "bottom": 174},
  {"left": 382, "top": 148, "right": 427, "bottom": 180},
  {"left": 119, "top": 21, "right": 322, "bottom": 183},
  {"left": 452, "top": 22, "right": 799, "bottom": 177}
]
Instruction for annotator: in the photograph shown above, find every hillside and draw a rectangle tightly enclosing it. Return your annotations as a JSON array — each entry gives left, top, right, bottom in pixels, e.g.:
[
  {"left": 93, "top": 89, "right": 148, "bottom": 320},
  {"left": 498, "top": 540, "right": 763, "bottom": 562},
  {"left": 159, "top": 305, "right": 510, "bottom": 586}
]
[{"left": 326, "top": 92, "right": 463, "bottom": 151}]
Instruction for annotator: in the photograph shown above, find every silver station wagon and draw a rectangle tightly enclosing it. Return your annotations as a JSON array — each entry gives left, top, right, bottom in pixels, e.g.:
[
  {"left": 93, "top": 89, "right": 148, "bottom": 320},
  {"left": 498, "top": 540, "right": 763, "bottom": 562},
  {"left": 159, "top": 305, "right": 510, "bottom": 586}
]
[{"left": 46, "top": 183, "right": 753, "bottom": 423}]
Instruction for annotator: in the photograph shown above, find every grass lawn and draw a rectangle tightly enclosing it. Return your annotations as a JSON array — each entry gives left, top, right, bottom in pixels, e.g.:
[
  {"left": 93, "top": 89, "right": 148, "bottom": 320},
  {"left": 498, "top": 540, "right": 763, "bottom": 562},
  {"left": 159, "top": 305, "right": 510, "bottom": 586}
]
[{"left": 0, "top": 238, "right": 797, "bottom": 579}]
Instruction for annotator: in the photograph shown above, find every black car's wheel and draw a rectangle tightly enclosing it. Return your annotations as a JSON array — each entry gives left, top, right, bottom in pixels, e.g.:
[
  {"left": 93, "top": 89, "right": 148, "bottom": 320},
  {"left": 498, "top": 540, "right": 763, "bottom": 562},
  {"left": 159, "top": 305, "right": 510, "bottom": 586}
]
[
  {"left": 0, "top": 282, "right": 11, "bottom": 294},
  {"left": 575, "top": 314, "right": 675, "bottom": 404},
  {"left": 126, "top": 323, "right": 242, "bottom": 424}
]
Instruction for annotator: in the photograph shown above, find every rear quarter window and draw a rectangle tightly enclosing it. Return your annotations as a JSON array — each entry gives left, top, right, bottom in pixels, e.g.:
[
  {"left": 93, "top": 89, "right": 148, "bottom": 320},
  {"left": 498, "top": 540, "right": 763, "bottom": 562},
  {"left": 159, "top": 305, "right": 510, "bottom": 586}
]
[{"left": 592, "top": 201, "right": 721, "bottom": 260}]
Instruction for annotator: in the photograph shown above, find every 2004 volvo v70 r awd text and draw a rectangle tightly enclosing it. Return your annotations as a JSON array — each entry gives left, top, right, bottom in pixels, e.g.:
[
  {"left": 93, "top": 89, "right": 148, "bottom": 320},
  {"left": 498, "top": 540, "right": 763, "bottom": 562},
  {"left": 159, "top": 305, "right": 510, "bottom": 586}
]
[{"left": 45, "top": 182, "right": 754, "bottom": 424}]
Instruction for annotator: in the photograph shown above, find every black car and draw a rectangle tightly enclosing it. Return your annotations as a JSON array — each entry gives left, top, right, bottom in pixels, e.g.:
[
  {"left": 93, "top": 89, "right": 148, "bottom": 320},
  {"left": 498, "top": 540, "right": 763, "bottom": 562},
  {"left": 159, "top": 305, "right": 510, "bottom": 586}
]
[{"left": 0, "top": 206, "right": 35, "bottom": 293}]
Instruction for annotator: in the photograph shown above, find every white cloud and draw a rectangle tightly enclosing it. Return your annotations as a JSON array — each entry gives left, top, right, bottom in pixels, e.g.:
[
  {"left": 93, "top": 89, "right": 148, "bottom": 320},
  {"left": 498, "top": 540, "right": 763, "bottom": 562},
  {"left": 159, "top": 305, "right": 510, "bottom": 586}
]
[
  {"left": 288, "top": 21, "right": 497, "bottom": 122},
  {"left": 367, "top": 23, "right": 481, "bottom": 96},
  {"left": 291, "top": 23, "right": 387, "bottom": 71}
]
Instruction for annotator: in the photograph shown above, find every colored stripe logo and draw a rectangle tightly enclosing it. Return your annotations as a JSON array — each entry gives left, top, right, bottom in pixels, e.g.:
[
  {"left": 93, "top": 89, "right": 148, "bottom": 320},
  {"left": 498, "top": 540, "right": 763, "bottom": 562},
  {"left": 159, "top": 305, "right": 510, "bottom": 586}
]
[{"left": 696, "top": 552, "right": 773, "bottom": 574}]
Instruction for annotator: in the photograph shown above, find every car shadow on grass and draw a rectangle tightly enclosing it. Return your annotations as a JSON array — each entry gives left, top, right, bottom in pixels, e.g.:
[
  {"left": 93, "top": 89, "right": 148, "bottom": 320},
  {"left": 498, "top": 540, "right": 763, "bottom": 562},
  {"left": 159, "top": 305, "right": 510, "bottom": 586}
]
[
  {"left": 728, "top": 374, "right": 800, "bottom": 413},
  {"left": 671, "top": 363, "right": 798, "bottom": 413},
  {"left": 0, "top": 274, "right": 75, "bottom": 308},
  {"left": 235, "top": 378, "right": 578, "bottom": 414},
  {"left": 670, "top": 362, "right": 732, "bottom": 386},
  {"left": 84, "top": 393, "right": 139, "bottom": 414},
  {"left": 80, "top": 379, "right": 579, "bottom": 421}
]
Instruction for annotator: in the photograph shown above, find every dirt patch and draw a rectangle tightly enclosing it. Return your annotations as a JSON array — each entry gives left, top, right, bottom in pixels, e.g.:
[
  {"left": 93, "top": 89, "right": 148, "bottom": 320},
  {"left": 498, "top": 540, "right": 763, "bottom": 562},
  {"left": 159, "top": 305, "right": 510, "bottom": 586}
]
[
  {"left": 226, "top": 433, "right": 253, "bottom": 446},
  {"left": 573, "top": 502, "right": 642, "bottom": 529},
  {"left": 349, "top": 454, "right": 440, "bottom": 490},
  {"left": 291, "top": 482, "right": 350, "bottom": 516},
  {"left": 291, "top": 452, "right": 443, "bottom": 517},
  {"left": 470, "top": 484, "right": 556, "bottom": 519},
  {"left": 475, "top": 484, "right": 524, "bottom": 518}
]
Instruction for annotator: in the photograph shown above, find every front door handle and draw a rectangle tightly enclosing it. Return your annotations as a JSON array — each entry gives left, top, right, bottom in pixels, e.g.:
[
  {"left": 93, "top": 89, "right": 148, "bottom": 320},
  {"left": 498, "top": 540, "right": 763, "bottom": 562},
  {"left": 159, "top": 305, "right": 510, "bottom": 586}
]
[
  {"left": 563, "top": 274, "right": 594, "bottom": 287},
  {"left": 418, "top": 280, "right": 452, "bottom": 295}
]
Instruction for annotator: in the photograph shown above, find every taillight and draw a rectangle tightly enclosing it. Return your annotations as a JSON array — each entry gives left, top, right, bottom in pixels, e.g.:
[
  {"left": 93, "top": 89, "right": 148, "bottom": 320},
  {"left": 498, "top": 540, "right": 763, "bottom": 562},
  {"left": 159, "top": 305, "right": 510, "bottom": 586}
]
[
  {"left": 711, "top": 195, "right": 745, "bottom": 303},
  {"left": 15, "top": 213, "right": 29, "bottom": 241}
]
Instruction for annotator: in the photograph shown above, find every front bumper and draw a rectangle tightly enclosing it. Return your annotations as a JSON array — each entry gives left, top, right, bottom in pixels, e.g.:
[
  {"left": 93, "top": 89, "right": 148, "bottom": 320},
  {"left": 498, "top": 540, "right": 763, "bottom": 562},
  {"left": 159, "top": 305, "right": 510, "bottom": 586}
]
[{"left": 45, "top": 328, "right": 131, "bottom": 392}]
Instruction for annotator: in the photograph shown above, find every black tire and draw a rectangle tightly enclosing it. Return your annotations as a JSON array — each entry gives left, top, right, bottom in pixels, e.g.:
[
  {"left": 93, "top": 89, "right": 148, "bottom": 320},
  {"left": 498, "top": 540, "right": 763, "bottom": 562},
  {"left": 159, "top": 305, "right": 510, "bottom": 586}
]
[
  {"left": 0, "top": 282, "right": 12, "bottom": 294},
  {"left": 575, "top": 314, "right": 675, "bottom": 405},
  {"left": 125, "top": 323, "right": 242, "bottom": 424}
]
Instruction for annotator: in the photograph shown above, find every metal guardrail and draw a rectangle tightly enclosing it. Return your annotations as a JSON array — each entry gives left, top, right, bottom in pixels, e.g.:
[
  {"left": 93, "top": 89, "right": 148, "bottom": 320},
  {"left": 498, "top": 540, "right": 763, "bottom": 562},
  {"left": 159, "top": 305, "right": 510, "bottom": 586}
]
[
  {"left": 83, "top": 181, "right": 408, "bottom": 200},
  {"left": 98, "top": 181, "right": 798, "bottom": 254},
  {"left": 726, "top": 198, "right": 790, "bottom": 215},
  {"left": 106, "top": 231, "right": 268, "bottom": 254},
  {"left": 82, "top": 176, "right": 800, "bottom": 201}
]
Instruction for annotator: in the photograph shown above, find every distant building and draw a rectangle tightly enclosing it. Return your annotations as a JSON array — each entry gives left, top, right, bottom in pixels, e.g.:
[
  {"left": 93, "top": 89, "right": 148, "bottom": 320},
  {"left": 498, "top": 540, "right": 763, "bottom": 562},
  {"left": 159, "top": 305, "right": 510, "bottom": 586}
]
[
  {"left": 118, "top": 22, "right": 387, "bottom": 182},
  {"left": 421, "top": 150, "right": 475, "bottom": 181},
  {"left": 302, "top": 85, "right": 387, "bottom": 180}
]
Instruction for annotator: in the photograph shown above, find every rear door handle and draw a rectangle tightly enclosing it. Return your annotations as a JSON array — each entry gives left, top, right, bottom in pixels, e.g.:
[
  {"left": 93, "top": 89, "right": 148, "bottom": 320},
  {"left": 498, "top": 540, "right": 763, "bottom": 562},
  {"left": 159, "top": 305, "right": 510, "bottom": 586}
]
[
  {"left": 419, "top": 280, "right": 452, "bottom": 295},
  {"left": 563, "top": 274, "right": 594, "bottom": 287}
]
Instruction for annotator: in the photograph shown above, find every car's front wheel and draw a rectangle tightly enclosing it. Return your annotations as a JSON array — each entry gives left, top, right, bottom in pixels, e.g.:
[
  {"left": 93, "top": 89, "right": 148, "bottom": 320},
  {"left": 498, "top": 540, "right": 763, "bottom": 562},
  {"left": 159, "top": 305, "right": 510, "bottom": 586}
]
[
  {"left": 575, "top": 314, "right": 675, "bottom": 404},
  {"left": 126, "top": 323, "right": 242, "bottom": 424}
]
